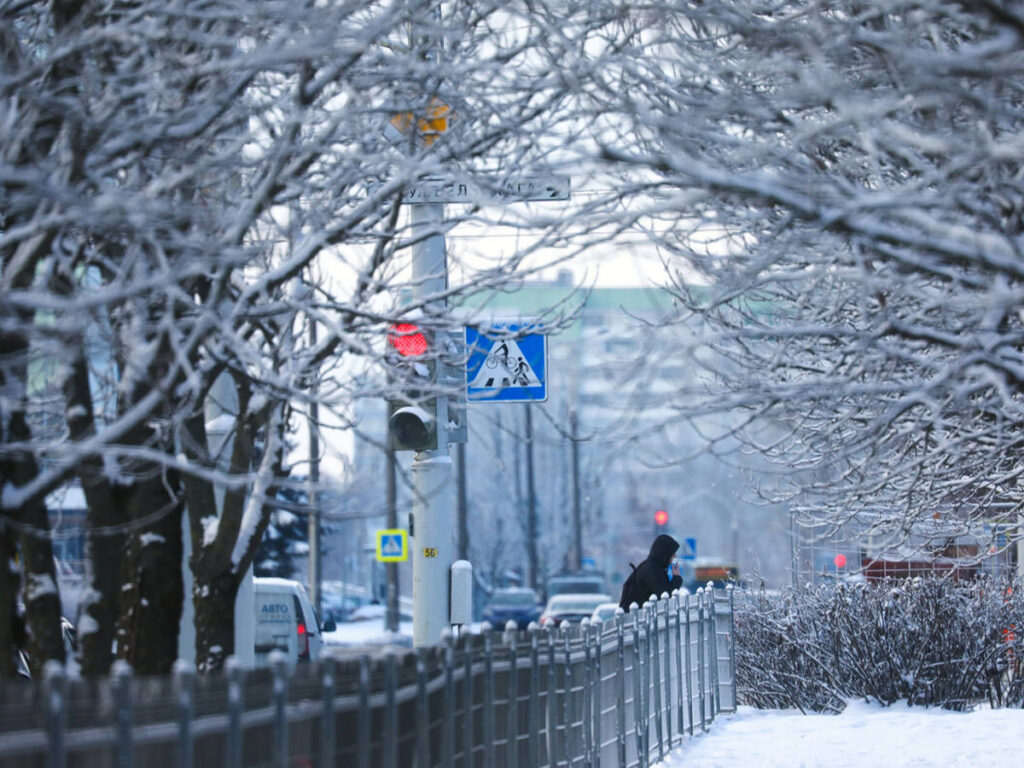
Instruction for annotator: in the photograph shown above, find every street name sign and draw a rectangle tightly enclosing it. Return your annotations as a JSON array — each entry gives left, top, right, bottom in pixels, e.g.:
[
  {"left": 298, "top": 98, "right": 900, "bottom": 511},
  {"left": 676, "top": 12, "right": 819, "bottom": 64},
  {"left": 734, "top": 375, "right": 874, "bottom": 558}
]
[
  {"left": 401, "top": 175, "right": 570, "bottom": 205},
  {"left": 465, "top": 323, "right": 547, "bottom": 403}
]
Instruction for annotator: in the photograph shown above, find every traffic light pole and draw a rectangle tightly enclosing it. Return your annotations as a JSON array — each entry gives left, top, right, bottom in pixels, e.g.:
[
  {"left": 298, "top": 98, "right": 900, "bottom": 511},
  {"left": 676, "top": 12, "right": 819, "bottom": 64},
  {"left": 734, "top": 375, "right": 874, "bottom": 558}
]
[{"left": 409, "top": 201, "right": 452, "bottom": 648}]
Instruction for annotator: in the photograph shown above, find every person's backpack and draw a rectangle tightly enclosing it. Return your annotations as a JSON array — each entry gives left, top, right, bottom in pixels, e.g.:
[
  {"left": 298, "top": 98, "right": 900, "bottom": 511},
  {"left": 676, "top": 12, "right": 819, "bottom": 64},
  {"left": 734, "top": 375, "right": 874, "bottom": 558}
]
[{"left": 618, "top": 562, "right": 640, "bottom": 611}]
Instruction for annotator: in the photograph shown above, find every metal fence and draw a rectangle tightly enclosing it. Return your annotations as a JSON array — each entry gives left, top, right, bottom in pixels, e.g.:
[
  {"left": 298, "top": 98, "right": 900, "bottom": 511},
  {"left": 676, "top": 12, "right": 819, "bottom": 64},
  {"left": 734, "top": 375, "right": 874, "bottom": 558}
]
[{"left": 0, "top": 588, "right": 735, "bottom": 768}]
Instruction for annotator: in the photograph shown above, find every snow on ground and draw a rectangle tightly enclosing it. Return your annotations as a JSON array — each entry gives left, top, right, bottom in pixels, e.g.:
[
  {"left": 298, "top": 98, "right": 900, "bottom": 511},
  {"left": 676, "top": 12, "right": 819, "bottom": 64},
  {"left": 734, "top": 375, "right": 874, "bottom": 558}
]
[
  {"left": 322, "top": 617, "right": 414, "bottom": 648},
  {"left": 657, "top": 699, "right": 1024, "bottom": 768},
  {"left": 324, "top": 621, "right": 1024, "bottom": 767}
]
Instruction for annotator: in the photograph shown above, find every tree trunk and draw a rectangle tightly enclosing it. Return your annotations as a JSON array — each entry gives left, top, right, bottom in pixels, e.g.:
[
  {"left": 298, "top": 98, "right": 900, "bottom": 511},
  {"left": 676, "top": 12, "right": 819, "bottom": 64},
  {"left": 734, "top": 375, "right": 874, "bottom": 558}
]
[
  {"left": 191, "top": 565, "right": 239, "bottom": 674},
  {"left": 115, "top": 476, "right": 184, "bottom": 675},
  {"left": 62, "top": 325, "right": 122, "bottom": 676},
  {"left": 0, "top": 529, "right": 22, "bottom": 678},
  {"left": 0, "top": 334, "right": 64, "bottom": 674}
]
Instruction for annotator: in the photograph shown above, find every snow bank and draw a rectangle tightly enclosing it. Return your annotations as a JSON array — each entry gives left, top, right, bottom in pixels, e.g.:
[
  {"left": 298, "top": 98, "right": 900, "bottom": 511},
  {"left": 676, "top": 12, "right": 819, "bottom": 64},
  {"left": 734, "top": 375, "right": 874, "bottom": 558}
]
[{"left": 658, "top": 700, "right": 1024, "bottom": 768}]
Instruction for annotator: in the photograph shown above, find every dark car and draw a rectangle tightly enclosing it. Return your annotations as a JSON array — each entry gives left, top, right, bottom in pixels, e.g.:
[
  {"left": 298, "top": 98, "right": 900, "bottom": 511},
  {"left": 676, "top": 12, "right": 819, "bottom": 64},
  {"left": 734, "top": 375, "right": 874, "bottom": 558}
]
[{"left": 482, "top": 587, "right": 542, "bottom": 629}]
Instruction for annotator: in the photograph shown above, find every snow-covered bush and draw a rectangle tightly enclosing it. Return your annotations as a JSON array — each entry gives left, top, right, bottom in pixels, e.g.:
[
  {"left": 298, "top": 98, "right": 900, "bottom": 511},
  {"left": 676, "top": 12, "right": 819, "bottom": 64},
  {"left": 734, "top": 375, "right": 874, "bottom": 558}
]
[{"left": 735, "top": 577, "right": 1023, "bottom": 712}]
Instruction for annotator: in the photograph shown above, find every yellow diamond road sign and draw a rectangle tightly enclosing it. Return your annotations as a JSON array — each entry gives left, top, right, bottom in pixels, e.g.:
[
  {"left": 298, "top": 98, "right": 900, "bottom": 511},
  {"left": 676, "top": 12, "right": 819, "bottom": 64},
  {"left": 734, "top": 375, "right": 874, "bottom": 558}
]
[{"left": 376, "top": 529, "right": 408, "bottom": 562}]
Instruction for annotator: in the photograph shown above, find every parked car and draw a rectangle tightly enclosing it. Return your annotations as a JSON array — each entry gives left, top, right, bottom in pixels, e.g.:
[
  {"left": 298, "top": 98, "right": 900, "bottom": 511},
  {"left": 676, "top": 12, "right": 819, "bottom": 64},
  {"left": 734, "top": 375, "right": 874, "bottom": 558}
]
[
  {"left": 253, "top": 578, "right": 335, "bottom": 665},
  {"left": 588, "top": 602, "right": 620, "bottom": 625},
  {"left": 539, "top": 593, "right": 612, "bottom": 627},
  {"left": 546, "top": 572, "right": 606, "bottom": 601},
  {"left": 482, "top": 587, "right": 542, "bottom": 629}
]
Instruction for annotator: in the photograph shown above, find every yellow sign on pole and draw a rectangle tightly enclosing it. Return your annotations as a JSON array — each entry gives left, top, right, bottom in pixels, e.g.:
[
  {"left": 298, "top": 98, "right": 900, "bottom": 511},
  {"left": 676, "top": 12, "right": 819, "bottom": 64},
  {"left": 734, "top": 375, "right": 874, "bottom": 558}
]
[
  {"left": 389, "top": 98, "right": 451, "bottom": 146},
  {"left": 376, "top": 529, "right": 409, "bottom": 562}
]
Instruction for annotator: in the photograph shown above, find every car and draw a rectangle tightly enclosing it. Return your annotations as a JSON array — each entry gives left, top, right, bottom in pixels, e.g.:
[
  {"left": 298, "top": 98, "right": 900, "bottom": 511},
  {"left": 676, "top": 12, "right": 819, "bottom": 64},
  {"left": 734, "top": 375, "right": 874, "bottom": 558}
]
[
  {"left": 539, "top": 593, "right": 613, "bottom": 627},
  {"left": 253, "top": 577, "right": 335, "bottom": 665},
  {"left": 546, "top": 572, "right": 606, "bottom": 600},
  {"left": 589, "top": 601, "right": 620, "bottom": 625},
  {"left": 482, "top": 587, "right": 542, "bottom": 629}
]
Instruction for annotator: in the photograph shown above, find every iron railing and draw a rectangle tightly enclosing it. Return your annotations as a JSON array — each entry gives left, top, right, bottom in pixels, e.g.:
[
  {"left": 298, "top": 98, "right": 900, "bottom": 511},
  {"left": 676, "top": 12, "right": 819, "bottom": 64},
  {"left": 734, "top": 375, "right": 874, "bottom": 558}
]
[{"left": 0, "top": 588, "right": 735, "bottom": 768}]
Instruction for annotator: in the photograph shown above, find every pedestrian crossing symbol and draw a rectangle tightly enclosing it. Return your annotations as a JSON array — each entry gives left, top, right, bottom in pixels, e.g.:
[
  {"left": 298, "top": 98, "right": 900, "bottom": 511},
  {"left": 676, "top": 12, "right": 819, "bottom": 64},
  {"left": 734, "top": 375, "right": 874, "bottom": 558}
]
[
  {"left": 465, "top": 323, "right": 547, "bottom": 403},
  {"left": 376, "top": 529, "right": 408, "bottom": 562}
]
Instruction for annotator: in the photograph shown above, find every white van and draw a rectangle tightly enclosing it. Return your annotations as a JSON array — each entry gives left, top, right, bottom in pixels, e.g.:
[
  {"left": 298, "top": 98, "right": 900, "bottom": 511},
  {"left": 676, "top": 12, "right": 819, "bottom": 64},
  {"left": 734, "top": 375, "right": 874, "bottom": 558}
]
[{"left": 253, "top": 578, "right": 334, "bottom": 665}]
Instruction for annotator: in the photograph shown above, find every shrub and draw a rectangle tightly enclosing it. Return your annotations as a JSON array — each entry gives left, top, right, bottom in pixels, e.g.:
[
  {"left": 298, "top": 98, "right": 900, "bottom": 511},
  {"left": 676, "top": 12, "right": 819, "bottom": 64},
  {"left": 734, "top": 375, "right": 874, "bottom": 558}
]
[{"left": 734, "top": 576, "right": 1023, "bottom": 712}]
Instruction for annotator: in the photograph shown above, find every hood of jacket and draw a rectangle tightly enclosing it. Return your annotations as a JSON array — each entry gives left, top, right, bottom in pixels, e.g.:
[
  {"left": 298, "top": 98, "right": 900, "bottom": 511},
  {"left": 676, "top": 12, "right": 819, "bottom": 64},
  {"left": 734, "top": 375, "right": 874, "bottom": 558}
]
[{"left": 648, "top": 534, "right": 679, "bottom": 566}]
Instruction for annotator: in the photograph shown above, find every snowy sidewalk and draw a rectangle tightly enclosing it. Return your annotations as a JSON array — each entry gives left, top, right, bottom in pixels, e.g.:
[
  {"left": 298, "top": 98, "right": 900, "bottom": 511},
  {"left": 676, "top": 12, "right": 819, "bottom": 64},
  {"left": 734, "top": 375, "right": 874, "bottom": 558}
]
[{"left": 656, "top": 700, "right": 1024, "bottom": 768}]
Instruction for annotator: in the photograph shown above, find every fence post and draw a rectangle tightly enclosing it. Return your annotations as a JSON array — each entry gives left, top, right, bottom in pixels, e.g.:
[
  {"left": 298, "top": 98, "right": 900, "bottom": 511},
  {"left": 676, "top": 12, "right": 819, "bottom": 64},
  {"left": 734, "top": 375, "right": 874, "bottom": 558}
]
[
  {"left": 321, "top": 657, "right": 336, "bottom": 768},
  {"left": 358, "top": 655, "right": 370, "bottom": 768},
  {"left": 111, "top": 660, "right": 133, "bottom": 768},
  {"left": 563, "top": 625, "right": 577, "bottom": 763},
  {"left": 696, "top": 590, "right": 707, "bottom": 732},
  {"left": 443, "top": 632, "right": 456, "bottom": 767},
  {"left": 43, "top": 660, "right": 66, "bottom": 768},
  {"left": 483, "top": 629, "right": 496, "bottom": 768},
  {"left": 463, "top": 634, "right": 475, "bottom": 768},
  {"left": 615, "top": 613, "right": 627, "bottom": 768},
  {"left": 173, "top": 659, "right": 195, "bottom": 768},
  {"left": 269, "top": 651, "right": 289, "bottom": 768},
  {"left": 529, "top": 624, "right": 541, "bottom": 768},
  {"left": 547, "top": 627, "right": 561, "bottom": 765},
  {"left": 225, "top": 657, "right": 243, "bottom": 768},
  {"left": 684, "top": 594, "right": 693, "bottom": 736},
  {"left": 505, "top": 622, "right": 519, "bottom": 767},
  {"left": 581, "top": 619, "right": 593, "bottom": 768},
  {"left": 709, "top": 589, "right": 721, "bottom": 718},
  {"left": 591, "top": 620, "right": 603, "bottom": 768},
  {"left": 728, "top": 586, "right": 737, "bottom": 712},
  {"left": 384, "top": 652, "right": 398, "bottom": 768},
  {"left": 651, "top": 597, "right": 665, "bottom": 763},
  {"left": 662, "top": 595, "right": 673, "bottom": 748},
  {"left": 673, "top": 595, "right": 684, "bottom": 739},
  {"left": 415, "top": 648, "right": 429, "bottom": 768},
  {"left": 632, "top": 608, "right": 645, "bottom": 768}
]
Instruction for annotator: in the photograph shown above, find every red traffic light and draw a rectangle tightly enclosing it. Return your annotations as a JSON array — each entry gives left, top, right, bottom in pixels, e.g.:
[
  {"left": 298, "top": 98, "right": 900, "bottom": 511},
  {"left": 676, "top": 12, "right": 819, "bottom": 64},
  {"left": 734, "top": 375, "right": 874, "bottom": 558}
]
[
  {"left": 387, "top": 323, "right": 428, "bottom": 357},
  {"left": 654, "top": 509, "right": 669, "bottom": 526},
  {"left": 833, "top": 554, "right": 847, "bottom": 569}
]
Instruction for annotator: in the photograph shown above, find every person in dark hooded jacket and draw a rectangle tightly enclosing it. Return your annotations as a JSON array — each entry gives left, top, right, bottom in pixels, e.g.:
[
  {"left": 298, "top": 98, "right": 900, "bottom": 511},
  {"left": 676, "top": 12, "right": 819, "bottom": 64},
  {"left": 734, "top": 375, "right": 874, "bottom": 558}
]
[{"left": 619, "top": 533, "right": 684, "bottom": 611}]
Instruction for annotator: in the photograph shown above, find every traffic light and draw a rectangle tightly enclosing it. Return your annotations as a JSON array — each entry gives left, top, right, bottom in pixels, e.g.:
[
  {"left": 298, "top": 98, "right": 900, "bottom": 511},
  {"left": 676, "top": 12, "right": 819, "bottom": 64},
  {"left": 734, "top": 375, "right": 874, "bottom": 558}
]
[
  {"left": 654, "top": 509, "right": 669, "bottom": 526},
  {"left": 387, "top": 322, "right": 438, "bottom": 452}
]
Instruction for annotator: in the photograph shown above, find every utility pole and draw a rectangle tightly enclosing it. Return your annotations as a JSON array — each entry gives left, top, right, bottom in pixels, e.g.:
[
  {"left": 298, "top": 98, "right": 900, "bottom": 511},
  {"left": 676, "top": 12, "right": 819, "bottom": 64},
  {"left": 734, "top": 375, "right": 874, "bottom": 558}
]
[
  {"left": 409, "top": 200, "right": 452, "bottom": 648},
  {"left": 385, "top": 447, "right": 399, "bottom": 633},
  {"left": 456, "top": 441, "right": 469, "bottom": 561},
  {"left": 570, "top": 409, "right": 582, "bottom": 572},
  {"left": 525, "top": 404, "right": 538, "bottom": 589},
  {"left": 307, "top": 319, "right": 321, "bottom": 619}
]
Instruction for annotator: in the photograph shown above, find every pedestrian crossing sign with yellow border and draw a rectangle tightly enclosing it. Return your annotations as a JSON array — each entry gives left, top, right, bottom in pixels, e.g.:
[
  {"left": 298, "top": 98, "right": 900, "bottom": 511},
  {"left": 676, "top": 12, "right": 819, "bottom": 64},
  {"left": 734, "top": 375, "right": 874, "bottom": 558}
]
[{"left": 376, "top": 529, "right": 408, "bottom": 562}]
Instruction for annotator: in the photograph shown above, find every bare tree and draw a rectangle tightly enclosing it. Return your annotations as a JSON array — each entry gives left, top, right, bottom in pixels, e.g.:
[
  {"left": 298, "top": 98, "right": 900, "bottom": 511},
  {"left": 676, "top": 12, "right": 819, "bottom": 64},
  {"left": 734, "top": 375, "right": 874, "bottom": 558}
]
[
  {"left": 2, "top": 0, "right": 630, "bottom": 674},
  {"left": 592, "top": 1, "right": 1024, "bottom": 550}
]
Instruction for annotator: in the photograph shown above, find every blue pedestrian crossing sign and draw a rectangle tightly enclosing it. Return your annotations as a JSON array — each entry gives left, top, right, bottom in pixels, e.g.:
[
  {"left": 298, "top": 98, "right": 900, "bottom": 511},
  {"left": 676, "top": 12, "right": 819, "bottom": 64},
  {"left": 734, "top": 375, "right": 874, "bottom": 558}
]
[
  {"left": 682, "top": 537, "right": 697, "bottom": 561},
  {"left": 376, "top": 529, "right": 408, "bottom": 562},
  {"left": 465, "top": 323, "right": 547, "bottom": 403}
]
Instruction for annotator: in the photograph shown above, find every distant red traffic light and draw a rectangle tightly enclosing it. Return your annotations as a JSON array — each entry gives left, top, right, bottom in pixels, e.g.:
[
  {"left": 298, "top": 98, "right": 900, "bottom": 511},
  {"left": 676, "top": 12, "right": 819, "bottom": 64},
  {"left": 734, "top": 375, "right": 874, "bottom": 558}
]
[
  {"left": 654, "top": 509, "right": 669, "bottom": 526},
  {"left": 388, "top": 323, "right": 428, "bottom": 357},
  {"left": 834, "top": 554, "right": 847, "bottom": 568}
]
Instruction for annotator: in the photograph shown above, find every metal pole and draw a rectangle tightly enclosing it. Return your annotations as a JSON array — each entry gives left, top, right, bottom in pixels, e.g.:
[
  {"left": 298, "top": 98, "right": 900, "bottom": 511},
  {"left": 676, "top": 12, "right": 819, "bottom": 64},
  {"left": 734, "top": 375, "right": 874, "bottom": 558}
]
[
  {"left": 385, "top": 447, "right": 400, "bottom": 633},
  {"left": 457, "top": 441, "right": 469, "bottom": 561},
  {"left": 112, "top": 660, "right": 134, "bottom": 768},
  {"left": 44, "top": 661, "right": 66, "bottom": 768},
  {"left": 525, "top": 404, "right": 538, "bottom": 589},
  {"left": 570, "top": 409, "right": 582, "bottom": 571},
  {"left": 225, "top": 657, "right": 243, "bottom": 768},
  {"left": 308, "top": 319, "right": 321, "bottom": 619},
  {"left": 410, "top": 198, "right": 453, "bottom": 648}
]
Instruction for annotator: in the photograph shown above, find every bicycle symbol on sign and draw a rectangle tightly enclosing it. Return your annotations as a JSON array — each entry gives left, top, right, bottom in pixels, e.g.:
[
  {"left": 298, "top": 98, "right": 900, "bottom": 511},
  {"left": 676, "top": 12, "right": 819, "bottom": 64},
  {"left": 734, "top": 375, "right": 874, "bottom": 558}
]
[{"left": 484, "top": 342, "right": 531, "bottom": 385}]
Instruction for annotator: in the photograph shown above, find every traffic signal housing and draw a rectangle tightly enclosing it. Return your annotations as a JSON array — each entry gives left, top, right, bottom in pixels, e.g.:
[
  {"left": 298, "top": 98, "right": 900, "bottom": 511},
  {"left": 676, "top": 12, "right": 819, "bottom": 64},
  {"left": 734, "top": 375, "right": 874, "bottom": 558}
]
[{"left": 387, "top": 322, "right": 438, "bottom": 452}]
